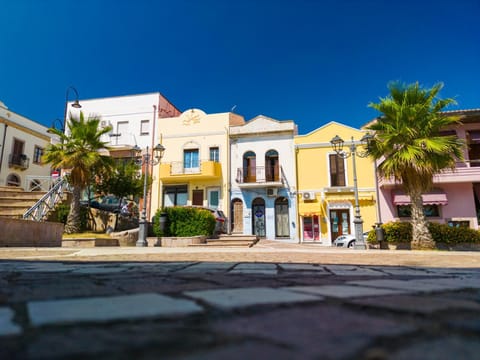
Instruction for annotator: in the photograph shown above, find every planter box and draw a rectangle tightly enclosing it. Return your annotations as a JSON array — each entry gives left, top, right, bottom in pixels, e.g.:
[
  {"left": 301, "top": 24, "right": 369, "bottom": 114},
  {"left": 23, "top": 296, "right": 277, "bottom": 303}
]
[
  {"left": 0, "top": 218, "right": 63, "bottom": 247},
  {"left": 156, "top": 236, "right": 207, "bottom": 247}
]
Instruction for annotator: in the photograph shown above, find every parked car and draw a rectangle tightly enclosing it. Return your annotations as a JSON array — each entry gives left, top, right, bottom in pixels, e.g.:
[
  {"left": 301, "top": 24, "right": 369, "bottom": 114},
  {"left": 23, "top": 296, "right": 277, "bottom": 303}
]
[
  {"left": 333, "top": 231, "right": 370, "bottom": 248},
  {"left": 187, "top": 206, "right": 227, "bottom": 236},
  {"left": 81, "top": 196, "right": 132, "bottom": 214}
]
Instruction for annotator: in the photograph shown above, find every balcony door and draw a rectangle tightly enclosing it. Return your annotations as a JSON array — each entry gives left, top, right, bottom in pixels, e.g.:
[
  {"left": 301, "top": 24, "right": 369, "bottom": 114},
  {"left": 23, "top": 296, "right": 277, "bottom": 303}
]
[
  {"left": 243, "top": 151, "right": 256, "bottom": 182},
  {"left": 265, "top": 150, "right": 279, "bottom": 182},
  {"left": 184, "top": 149, "right": 199, "bottom": 173}
]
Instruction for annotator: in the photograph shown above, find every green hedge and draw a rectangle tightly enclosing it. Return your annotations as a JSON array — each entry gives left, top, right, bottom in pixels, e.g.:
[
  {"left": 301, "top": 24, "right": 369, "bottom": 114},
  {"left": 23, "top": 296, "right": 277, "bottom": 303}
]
[
  {"left": 367, "top": 221, "right": 480, "bottom": 245},
  {"left": 152, "top": 207, "right": 216, "bottom": 237}
]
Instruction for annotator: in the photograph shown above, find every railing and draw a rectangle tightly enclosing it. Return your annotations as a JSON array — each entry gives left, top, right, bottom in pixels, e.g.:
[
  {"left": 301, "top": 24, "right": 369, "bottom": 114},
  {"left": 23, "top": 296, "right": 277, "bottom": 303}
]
[
  {"left": 169, "top": 160, "right": 215, "bottom": 175},
  {"left": 23, "top": 177, "right": 70, "bottom": 221},
  {"left": 24, "top": 175, "right": 57, "bottom": 192},
  {"left": 9, "top": 153, "right": 29, "bottom": 170},
  {"left": 236, "top": 166, "right": 283, "bottom": 184}
]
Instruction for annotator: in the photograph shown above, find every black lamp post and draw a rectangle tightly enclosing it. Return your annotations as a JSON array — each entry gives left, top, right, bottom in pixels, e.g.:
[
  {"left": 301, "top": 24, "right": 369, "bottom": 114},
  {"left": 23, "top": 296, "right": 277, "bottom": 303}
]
[
  {"left": 64, "top": 86, "right": 82, "bottom": 132},
  {"left": 133, "top": 143, "right": 166, "bottom": 247},
  {"left": 330, "top": 133, "right": 373, "bottom": 249}
]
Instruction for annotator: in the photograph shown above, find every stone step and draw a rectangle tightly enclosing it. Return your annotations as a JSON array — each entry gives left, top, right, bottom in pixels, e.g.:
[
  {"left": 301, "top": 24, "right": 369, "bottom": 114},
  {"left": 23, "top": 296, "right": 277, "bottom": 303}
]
[
  {"left": 190, "top": 234, "right": 259, "bottom": 247},
  {"left": 0, "top": 191, "right": 45, "bottom": 199}
]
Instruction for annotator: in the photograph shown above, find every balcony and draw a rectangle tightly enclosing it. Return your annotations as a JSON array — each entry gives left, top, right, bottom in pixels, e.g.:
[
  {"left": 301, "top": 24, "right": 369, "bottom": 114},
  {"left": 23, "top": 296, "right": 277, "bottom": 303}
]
[
  {"left": 378, "top": 159, "right": 480, "bottom": 187},
  {"left": 9, "top": 153, "right": 29, "bottom": 170},
  {"left": 236, "top": 166, "right": 284, "bottom": 188},
  {"left": 160, "top": 160, "right": 222, "bottom": 182}
]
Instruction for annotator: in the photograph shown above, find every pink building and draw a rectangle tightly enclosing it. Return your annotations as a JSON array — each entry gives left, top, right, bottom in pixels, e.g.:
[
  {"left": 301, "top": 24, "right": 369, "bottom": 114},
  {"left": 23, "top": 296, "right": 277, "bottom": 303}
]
[{"left": 375, "top": 109, "right": 480, "bottom": 229}]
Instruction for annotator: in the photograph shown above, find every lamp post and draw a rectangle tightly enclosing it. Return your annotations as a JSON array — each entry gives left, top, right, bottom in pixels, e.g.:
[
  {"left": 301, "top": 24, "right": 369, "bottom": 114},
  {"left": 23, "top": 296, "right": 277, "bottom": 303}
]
[
  {"left": 133, "top": 143, "right": 165, "bottom": 247},
  {"left": 330, "top": 133, "right": 373, "bottom": 249},
  {"left": 64, "top": 86, "right": 82, "bottom": 132}
]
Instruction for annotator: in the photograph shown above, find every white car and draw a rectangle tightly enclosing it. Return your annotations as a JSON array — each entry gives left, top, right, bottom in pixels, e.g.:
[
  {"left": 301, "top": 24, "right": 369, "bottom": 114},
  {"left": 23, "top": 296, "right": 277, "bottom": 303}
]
[{"left": 333, "top": 232, "right": 370, "bottom": 248}]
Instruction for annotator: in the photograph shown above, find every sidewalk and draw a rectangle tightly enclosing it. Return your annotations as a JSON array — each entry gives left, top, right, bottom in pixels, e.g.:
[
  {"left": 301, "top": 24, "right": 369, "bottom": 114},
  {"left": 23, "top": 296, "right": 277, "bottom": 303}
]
[{"left": 0, "top": 241, "right": 479, "bottom": 359}]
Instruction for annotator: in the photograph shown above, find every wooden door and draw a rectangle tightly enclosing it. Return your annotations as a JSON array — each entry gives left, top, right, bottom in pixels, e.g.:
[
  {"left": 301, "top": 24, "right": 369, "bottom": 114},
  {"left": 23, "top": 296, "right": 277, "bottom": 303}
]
[{"left": 232, "top": 199, "right": 243, "bottom": 233}]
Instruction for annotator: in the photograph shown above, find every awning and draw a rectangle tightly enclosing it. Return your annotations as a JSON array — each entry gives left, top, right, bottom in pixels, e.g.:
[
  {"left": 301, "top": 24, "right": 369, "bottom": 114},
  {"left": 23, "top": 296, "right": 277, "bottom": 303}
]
[{"left": 392, "top": 189, "right": 448, "bottom": 206}]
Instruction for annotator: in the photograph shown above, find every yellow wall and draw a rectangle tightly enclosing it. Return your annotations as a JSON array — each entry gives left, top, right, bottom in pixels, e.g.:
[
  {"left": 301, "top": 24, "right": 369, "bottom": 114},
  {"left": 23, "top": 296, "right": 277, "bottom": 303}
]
[{"left": 294, "top": 122, "right": 378, "bottom": 244}]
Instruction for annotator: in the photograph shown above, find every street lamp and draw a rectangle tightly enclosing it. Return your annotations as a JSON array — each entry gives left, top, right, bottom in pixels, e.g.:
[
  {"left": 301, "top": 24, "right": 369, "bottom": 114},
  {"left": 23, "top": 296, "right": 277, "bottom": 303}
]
[
  {"left": 330, "top": 133, "right": 373, "bottom": 249},
  {"left": 133, "top": 143, "right": 166, "bottom": 247},
  {"left": 64, "top": 86, "right": 82, "bottom": 132}
]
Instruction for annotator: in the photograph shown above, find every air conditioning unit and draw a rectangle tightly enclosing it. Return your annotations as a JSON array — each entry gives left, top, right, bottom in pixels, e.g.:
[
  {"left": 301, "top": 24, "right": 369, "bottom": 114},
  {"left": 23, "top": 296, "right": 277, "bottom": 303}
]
[
  {"left": 100, "top": 120, "right": 110, "bottom": 128},
  {"left": 266, "top": 188, "right": 278, "bottom": 197},
  {"left": 302, "top": 191, "right": 315, "bottom": 200}
]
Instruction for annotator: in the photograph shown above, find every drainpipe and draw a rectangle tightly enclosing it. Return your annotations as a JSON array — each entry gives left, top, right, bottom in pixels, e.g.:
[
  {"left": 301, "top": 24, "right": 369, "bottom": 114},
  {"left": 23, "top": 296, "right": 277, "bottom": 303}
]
[
  {"left": 0, "top": 124, "right": 7, "bottom": 173},
  {"left": 294, "top": 145, "right": 301, "bottom": 243},
  {"left": 227, "top": 124, "right": 232, "bottom": 234},
  {"left": 147, "top": 104, "right": 157, "bottom": 221}
]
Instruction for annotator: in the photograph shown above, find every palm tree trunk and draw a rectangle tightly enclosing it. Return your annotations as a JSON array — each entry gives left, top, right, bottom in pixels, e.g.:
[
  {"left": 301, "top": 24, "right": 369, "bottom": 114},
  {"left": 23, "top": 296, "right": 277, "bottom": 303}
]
[
  {"left": 64, "top": 186, "right": 82, "bottom": 234},
  {"left": 410, "top": 191, "right": 435, "bottom": 249}
]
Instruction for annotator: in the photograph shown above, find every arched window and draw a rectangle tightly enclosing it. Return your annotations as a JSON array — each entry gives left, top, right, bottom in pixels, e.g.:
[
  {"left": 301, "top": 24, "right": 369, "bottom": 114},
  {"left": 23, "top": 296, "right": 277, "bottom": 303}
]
[
  {"left": 243, "top": 151, "right": 256, "bottom": 183},
  {"left": 6, "top": 174, "right": 21, "bottom": 187},
  {"left": 265, "top": 150, "right": 279, "bottom": 182}
]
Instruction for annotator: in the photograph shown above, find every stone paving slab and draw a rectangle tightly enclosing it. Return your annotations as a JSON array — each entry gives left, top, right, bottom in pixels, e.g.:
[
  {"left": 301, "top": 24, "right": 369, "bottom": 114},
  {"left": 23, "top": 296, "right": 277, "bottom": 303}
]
[
  {"left": 390, "top": 336, "right": 480, "bottom": 360},
  {"left": 177, "top": 262, "right": 237, "bottom": 273},
  {"left": 347, "top": 278, "right": 472, "bottom": 292},
  {"left": 27, "top": 293, "right": 204, "bottom": 326},
  {"left": 0, "top": 307, "right": 21, "bottom": 336},
  {"left": 350, "top": 294, "right": 480, "bottom": 314},
  {"left": 212, "top": 304, "right": 415, "bottom": 359},
  {"left": 229, "top": 263, "right": 278, "bottom": 275},
  {"left": 278, "top": 263, "right": 329, "bottom": 273},
  {"left": 184, "top": 287, "right": 323, "bottom": 309},
  {"left": 283, "top": 284, "right": 409, "bottom": 298}
]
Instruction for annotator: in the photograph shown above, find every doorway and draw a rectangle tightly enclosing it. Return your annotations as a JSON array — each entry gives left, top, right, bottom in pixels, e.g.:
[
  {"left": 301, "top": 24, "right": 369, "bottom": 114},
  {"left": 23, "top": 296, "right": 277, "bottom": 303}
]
[
  {"left": 192, "top": 189, "right": 203, "bottom": 206},
  {"left": 232, "top": 198, "right": 243, "bottom": 233},
  {"left": 330, "top": 209, "right": 350, "bottom": 241},
  {"left": 252, "top": 198, "right": 266, "bottom": 237},
  {"left": 275, "top": 197, "right": 289, "bottom": 237}
]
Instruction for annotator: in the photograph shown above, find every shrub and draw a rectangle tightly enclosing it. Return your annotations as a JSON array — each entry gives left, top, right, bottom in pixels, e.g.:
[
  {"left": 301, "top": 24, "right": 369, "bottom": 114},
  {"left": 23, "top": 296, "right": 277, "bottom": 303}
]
[
  {"left": 428, "top": 222, "right": 480, "bottom": 245},
  {"left": 152, "top": 207, "right": 216, "bottom": 237},
  {"left": 367, "top": 221, "right": 480, "bottom": 245}
]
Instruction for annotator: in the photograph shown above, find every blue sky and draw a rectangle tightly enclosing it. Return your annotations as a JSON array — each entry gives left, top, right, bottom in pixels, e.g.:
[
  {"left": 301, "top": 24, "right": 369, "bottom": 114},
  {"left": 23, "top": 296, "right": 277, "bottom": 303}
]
[{"left": 1, "top": 0, "right": 479, "bottom": 135}]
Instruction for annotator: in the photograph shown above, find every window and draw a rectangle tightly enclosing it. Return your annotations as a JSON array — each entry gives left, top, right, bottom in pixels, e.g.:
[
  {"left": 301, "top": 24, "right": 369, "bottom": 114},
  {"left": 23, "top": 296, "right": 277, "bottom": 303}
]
[
  {"left": 329, "top": 154, "right": 346, "bottom": 186},
  {"left": 115, "top": 121, "right": 129, "bottom": 145},
  {"left": 243, "top": 151, "right": 256, "bottom": 182},
  {"left": 163, "top": 185, "right": 188, "bottom": 207},
  {"left": 140, "top": 120, "right": 149, "bottom": 136},
  {"left": 184, "top": 149, "right": 199, "bottom": 171},
  {"left": 209, "top": 147, "right": 219, "bottom": 162},
  {"left": 467, "top": 130, "right": 480, "bottom": 167},
  {"left": 397, "top": 205, "right": 440, "bottom": 218},
  {"left": 33, "top": 146, "right": 44, "bottom": 164}
]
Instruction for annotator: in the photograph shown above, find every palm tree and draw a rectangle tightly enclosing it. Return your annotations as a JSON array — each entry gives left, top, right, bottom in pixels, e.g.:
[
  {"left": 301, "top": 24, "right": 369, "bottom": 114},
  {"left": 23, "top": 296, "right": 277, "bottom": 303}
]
[
  {"left": 367, "top": 82, "right": 464, "bottom": 249},
  {"left": 44, "top": 112, "right": 113, "bottom": 233}
]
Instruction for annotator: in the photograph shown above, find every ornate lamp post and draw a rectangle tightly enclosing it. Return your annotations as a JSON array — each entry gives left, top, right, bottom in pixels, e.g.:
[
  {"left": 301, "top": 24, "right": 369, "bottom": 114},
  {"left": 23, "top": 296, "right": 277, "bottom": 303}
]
[
  {"left": 330, "top": 133, "right": 373, "bottom": 249},
  {"left": 64, "top": 86, "right": 82, "bottom": 131},
  {"left": 133, "top": 143, "right": 166, "bottom": 247}
]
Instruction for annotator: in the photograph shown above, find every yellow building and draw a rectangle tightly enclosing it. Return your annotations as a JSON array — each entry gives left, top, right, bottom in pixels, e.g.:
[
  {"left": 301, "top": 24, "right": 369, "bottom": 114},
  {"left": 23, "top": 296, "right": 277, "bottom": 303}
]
[
  {"left": 294, "top": 122, "right": 378, "bottom": 245},
  {"left": 150, "top": 109, "right": 244, "bottom": 221}
]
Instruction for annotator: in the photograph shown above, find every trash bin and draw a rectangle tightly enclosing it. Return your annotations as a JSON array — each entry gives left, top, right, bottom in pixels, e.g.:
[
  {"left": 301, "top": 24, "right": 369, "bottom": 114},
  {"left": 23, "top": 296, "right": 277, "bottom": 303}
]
[
  {"left": 375, "top": 223, "right": 387, "bottom": 249},
  {"left": 158, "top": 212, "right": 167, "bottom": 233}
]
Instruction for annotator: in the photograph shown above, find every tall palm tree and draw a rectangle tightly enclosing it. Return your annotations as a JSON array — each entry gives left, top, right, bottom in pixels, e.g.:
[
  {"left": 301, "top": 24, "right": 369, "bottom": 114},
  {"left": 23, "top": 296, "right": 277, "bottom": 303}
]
[
  {"left": 367, "top": 82, "right": 464, "bottom": 249},
  {"left": 44, "top": 112, "right": 113, "bottom": 233}
]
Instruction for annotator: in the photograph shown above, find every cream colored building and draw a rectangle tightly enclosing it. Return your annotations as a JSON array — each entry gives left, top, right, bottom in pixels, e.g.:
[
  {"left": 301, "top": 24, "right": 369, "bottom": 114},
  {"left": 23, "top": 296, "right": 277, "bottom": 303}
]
[
  {"left": 0, "top": 101, "right": 52, "bottom": 190},
  {"left": 151, "top": 109, "right": 245, "bottom": 222}
]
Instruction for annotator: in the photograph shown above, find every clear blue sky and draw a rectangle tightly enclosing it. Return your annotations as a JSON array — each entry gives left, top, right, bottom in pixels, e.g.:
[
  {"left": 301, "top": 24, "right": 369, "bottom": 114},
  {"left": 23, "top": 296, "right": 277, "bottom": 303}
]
[{"left": 1, "top": 0, "right": 479, "bottom": 135}]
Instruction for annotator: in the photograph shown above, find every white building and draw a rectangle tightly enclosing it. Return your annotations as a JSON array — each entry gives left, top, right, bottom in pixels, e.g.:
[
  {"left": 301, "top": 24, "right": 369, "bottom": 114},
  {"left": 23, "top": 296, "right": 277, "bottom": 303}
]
[
  {"left": 229, "top": 115, "right": 298, "bottom": 241},
  {"left": 66, "top": 92, "right": 181, "bottom": 152},
  {"left": 0, "top": 101, "right": 52, "bottom": 190}
]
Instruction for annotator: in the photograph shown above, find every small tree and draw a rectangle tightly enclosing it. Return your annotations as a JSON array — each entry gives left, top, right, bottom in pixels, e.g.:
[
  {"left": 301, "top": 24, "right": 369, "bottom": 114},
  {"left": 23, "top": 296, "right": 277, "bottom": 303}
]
[{"left": 94, "top": 159, "right": 147, "bottom": 212}]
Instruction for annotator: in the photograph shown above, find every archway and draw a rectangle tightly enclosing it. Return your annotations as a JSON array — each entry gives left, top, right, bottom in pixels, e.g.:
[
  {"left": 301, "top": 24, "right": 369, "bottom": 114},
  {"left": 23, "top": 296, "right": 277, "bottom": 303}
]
[{"left": 252, "top": 197, "right": 266, "bottom": 237}]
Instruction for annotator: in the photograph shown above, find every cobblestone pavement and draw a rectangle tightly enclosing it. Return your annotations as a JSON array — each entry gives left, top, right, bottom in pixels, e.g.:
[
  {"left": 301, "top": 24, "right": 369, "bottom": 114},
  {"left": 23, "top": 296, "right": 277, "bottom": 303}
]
[{"left": 0, "top": 241, "right": 479, "bottom": 359}]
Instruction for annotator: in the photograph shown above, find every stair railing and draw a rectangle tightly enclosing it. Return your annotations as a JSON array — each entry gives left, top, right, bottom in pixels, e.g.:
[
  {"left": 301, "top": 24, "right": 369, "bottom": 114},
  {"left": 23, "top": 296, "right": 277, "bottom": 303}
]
[{"left": 23, "top": 177, "right": 70, "bottom": 221}]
